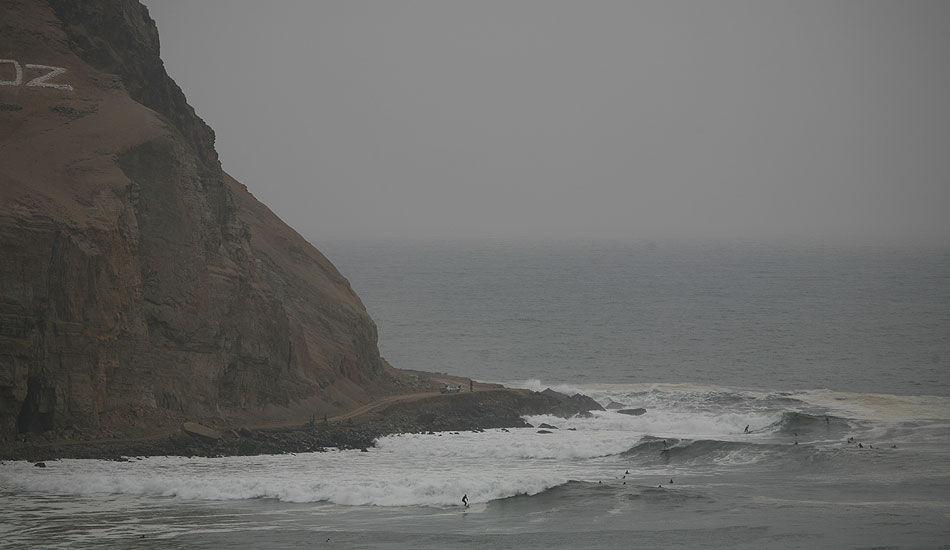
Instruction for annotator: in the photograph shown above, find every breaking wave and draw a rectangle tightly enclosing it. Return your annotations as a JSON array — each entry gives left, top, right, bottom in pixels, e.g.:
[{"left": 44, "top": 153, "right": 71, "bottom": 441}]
[{"left": 0, "top": 453, "right": 571, "bottom": 508}]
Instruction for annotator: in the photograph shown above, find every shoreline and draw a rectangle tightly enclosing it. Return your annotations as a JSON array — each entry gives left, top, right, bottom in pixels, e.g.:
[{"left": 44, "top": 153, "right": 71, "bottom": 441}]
[{"left": 1, "top": 387, "right": 604, "bottom": 462}]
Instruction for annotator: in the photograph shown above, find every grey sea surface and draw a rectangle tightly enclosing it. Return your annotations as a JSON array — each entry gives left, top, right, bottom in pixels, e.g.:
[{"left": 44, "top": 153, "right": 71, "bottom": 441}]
[
  {"left": 2, "top": 240, "right": 948, "bottom": 549},
  {"left": 324, "top": 239, "right": 950, "bottom": 396}
]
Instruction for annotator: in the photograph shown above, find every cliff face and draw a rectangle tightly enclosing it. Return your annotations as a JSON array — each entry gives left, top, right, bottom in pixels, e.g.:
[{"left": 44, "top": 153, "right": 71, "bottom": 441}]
[{"left": 0, "top": 0, "right": 407, "bottom": 441}]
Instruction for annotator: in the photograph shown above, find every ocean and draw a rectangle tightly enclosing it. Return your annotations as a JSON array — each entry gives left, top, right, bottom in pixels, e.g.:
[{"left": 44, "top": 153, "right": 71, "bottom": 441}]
[{"left": 3, "top": 239, "right": 949, "bottom": 549}]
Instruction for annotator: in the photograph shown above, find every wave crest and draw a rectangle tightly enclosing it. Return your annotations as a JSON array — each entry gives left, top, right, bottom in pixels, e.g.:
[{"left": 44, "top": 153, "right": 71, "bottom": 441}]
[{"left": 0, "top": 454, "right": 571, "bottom": 508}]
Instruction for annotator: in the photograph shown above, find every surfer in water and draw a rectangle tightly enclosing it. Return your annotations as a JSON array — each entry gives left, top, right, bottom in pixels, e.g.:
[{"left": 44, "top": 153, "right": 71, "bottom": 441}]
[{"left": 462, "top": 494, "right": 469, "bottom": 507}]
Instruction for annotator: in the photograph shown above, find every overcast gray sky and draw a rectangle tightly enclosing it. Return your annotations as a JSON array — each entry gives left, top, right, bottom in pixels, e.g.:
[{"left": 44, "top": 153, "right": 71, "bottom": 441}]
[{"left": 142, "top": 1, "right": 949, "bottom": 246}]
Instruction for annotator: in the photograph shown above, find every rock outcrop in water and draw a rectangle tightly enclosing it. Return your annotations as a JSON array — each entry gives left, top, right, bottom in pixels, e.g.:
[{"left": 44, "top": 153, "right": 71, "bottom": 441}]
[{"left": 0, "top": 0, "right": 419, "bottom": 442}]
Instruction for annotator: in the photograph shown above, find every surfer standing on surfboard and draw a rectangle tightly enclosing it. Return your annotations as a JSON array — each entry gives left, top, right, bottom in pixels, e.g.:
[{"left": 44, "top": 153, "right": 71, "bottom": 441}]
[{"left": 462, "top": 494, "right": 469, "bottom": 507}]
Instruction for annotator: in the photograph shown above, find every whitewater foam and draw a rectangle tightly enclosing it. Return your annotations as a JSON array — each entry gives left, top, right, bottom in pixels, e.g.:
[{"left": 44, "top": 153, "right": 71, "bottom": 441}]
[
  {"left": 377, "top": 428, "right": 637, "bottom": 461},
  {"left": 0, "top": 445, "right": 574, "bottom": 508}
]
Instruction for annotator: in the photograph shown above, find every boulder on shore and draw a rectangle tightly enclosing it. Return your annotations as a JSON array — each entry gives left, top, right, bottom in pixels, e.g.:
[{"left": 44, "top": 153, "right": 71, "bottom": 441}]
[{"left": 182, "top": 422, "right": 220, "bottom": 442}]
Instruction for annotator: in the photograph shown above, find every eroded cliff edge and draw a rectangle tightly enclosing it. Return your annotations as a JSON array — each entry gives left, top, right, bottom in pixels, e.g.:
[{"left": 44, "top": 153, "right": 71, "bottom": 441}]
[{"left": 0, "top": 0, "right": 422, "bottom": 443}]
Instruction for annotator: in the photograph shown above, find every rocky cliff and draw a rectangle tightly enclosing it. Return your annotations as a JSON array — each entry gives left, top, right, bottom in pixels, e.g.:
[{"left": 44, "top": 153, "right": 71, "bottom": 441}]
[{"left": 0, "top": 0, "right": 415, "bottom": 442}]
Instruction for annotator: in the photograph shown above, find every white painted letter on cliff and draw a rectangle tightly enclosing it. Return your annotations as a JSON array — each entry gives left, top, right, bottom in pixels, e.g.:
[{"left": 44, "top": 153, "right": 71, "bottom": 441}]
[
  {"left": 0, "top": 60, "right": 73, "bottom": 91},
  {"left": 0, "top": 59, "right": 23, "bottom": 86},
  {"left": 25, "top": 64, "right": 73, "bottom": 91}
]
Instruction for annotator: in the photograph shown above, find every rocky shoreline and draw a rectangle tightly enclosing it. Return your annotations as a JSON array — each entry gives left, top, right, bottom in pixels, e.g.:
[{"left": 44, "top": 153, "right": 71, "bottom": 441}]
[{"left": 1, "top": 388, "right": 604, "bottom": 462}]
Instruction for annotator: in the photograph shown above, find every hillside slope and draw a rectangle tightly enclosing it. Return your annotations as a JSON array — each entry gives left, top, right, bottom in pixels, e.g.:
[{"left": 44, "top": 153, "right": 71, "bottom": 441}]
[{"left": 0, "top": 0, "right": 419, "bottom": 442}]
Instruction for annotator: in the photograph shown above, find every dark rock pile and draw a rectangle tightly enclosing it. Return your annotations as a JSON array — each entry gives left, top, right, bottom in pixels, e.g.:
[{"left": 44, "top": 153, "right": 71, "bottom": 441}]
[{"left": 1, "top": 388, "right": 605, "bottom": 461}]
